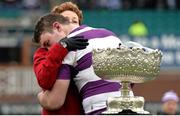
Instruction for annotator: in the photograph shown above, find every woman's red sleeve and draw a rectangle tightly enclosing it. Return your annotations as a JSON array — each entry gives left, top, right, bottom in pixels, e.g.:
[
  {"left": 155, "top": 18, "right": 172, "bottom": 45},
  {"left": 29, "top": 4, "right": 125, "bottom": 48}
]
[{"left": 33, "top": 43, "right": 68, "bottom": 90}]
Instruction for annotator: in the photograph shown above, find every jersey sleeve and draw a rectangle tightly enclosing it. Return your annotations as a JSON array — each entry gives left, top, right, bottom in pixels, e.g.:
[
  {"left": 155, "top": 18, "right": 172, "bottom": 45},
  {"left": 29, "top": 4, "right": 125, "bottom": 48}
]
[
  {"left": 57, "top": 64, "right": 71, "bottom": 80},
  {"left": 57, "top": 51, "right": 76, "bottom": 80}
]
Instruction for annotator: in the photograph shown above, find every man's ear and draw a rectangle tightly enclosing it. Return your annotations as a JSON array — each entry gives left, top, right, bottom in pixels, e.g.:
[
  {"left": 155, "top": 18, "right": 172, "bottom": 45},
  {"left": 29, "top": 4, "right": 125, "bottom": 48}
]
[{"left": 52, "top": 22, "right": 62, "bottom": 32}]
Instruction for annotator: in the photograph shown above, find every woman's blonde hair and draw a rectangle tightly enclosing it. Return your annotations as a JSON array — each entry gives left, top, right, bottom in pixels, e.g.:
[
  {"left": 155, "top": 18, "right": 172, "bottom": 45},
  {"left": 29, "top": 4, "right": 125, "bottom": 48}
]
[{"left": 51, "top": 2, "right": 83, "bottom": 24}]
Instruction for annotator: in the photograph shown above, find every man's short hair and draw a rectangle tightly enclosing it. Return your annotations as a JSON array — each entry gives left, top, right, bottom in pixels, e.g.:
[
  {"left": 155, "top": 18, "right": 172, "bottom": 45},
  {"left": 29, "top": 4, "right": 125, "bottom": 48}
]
[{"left": 32, "top": 13, "right": 70, "bottom": 44}]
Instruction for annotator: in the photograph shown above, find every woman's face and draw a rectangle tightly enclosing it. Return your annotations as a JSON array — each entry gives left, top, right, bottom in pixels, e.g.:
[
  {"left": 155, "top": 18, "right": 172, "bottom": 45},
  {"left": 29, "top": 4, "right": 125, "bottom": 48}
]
[
  {"left": 163, "top": 100, "right": 178, "bottom": 115},
  {"left": 60, "top": 10, "right": 79, "bottom": 25}
]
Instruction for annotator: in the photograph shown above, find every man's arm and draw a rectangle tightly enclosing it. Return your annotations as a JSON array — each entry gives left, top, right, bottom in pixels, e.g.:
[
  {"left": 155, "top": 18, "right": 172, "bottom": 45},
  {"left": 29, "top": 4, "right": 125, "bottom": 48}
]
[
  {"left": 33, "top": 43, "right": 68, "bottom": 90},
  {"left": 38, "top": 79, "right": 70, "bottom": 110},
  {"left": 37, "top": 64, "right": 72, "bottom": 110}
]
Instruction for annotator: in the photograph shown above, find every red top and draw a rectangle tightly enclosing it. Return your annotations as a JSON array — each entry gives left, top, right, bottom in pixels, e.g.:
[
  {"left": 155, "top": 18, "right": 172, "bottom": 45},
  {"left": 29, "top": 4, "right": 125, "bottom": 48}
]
[{"left": 33, "top": 43, "right": 84, "bottom": 115}]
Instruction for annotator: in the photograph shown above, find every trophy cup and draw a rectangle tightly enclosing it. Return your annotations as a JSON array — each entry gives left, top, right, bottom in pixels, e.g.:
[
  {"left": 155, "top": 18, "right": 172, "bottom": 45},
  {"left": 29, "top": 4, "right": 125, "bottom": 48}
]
[{"left": 92, "top": 47, "right": 162, "bottom": 114}]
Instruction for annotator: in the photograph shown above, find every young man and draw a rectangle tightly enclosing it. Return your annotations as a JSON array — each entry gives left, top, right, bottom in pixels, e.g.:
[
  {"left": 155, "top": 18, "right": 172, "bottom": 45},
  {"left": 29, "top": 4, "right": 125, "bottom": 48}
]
[
  {"left": 34, "top": 2, "right": 87, "bottom": 115},
  {"left": 34, "top": 13, "right": 123, "bottom": 114},
  {"left": 33, "top": 14, "right": 88, "bottom": 114}
]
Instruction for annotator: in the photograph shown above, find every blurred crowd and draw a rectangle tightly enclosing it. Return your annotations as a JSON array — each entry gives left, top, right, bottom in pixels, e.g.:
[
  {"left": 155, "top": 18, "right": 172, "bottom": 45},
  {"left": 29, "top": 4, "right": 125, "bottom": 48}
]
[
  {"left": 0, "top": 0, "right": 50, "bottom": 10},
  {"left": 0, "top": 0, "right": 180, "bottom": 10},
  {"left": 73, "top": 0, "right": 180, "bottom": 10}
]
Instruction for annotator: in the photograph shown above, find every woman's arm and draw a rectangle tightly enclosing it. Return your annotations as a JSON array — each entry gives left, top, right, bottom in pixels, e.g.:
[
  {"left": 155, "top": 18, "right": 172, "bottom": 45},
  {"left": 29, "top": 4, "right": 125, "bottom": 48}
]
[{"left": 33, "top": 43, "right": 68, "bottom": 90}]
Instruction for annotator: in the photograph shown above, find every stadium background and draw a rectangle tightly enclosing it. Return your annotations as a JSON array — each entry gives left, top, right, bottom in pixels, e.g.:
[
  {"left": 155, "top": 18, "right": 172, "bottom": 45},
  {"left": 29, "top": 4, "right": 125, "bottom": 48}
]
[{"left": 0, "top": 0, "right": 179, "bottom": 114}]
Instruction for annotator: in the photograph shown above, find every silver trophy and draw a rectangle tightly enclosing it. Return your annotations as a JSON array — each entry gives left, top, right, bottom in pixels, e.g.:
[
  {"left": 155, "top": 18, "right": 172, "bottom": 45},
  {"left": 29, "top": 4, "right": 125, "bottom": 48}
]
[{"left": 92, "top": 47, "right": 162, "bottom": 114}]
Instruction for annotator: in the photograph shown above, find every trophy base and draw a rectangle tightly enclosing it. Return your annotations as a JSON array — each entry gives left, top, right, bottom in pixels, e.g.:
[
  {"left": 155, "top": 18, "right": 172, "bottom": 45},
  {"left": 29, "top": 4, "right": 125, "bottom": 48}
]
[
  {"left": 102, "top": 96, "right": 149, "bottom": 115},
  {"left": 102, "top": 110, "right": 148, "bottom": 115}
]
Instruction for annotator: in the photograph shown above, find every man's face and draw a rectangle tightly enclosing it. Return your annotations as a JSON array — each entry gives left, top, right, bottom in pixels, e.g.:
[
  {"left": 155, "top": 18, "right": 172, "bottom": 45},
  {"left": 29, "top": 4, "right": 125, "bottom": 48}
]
[
  {"left": 40, "top": 30, "right": 66, "bottom": 49},
  {"left": 61, "top": 10, "right": 79, "bottom": 25},
  {"left": 163, "top": 100, "right": 178, "bottom": 115}
]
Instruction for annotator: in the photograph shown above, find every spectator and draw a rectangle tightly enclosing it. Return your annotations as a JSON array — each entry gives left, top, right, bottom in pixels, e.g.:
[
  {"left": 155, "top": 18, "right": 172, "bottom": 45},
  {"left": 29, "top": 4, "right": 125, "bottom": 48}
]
[
  {"left": 74, "top": 0, "right": 96, "bottom": 9},
  {"left": 156, "top": 0, "right": 168, "bottom": 10},
  {"left": 157, "top": 90, "right": 180, "bottom": 115},
  {"left": 135, "top": 0, "right": 146, "bottom": 9},
  {"left": 106, "top": 0, "right": 122, "bottom": 10},
  {"left": 167, "top": 0, "right": 176, "bottom": 10},
  {"left": 96, "top": 0, "right": 109, "bottom": 9},
  {"left": 22, "top": 0, "right": 40, "bottom": 10},
  {"left": 96, "top": 0, "right": 121, "bottom": 10},
  {"left": 177, "top": 0, "right": 180, "bottom": 9},
  {"left": 122, "top": 0, "right": 133, "bottom": 9},
  {"left": 1, "top": 0, "right": 20, "bottom": 8}
]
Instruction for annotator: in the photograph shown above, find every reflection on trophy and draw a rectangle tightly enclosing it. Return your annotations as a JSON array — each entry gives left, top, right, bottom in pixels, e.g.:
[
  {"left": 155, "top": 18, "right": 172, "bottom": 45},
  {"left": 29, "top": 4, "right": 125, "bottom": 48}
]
[{"left": 92, "top": 47, "right": 162, "bottom": 114}]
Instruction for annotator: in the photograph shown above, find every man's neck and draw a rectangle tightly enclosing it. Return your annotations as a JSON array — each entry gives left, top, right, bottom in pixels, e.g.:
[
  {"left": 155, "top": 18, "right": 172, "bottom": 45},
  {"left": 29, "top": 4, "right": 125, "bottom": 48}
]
[{"left": 65, "top": 24, "right": 80, "bottom": 35}]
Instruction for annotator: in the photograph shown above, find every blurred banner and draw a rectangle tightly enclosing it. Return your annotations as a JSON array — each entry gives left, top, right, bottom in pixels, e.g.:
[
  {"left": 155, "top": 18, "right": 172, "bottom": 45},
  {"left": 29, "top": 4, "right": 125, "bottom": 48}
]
[{"left": 119, "top": 34, "right": 180, "bottom": 69}]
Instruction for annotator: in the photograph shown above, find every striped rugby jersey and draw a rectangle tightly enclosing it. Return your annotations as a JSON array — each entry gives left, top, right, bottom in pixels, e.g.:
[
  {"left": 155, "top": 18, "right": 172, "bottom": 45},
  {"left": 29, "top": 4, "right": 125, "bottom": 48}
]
[{"left": 57, "top": 25, "right": 122, "bottom": 114}]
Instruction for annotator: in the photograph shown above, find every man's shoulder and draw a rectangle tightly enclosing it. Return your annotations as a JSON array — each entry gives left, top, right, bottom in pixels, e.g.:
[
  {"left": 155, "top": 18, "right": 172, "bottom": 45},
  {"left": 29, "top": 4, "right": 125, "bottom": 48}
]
[
  {"left": 72, "top": 26, "right": 117, "bottom": 40},
  {"left": 70, "top": 25, "right": 116, "bottom": 37},
  {"left": 85, "top": 25, "right": 115, "bottom": 35}
]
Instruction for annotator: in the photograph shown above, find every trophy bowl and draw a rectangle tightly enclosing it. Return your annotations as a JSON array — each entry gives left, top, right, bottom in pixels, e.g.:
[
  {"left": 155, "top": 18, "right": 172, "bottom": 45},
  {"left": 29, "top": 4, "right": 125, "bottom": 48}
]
[{"left": 92, "top": 47, "right": 162, "bottom": 114}]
